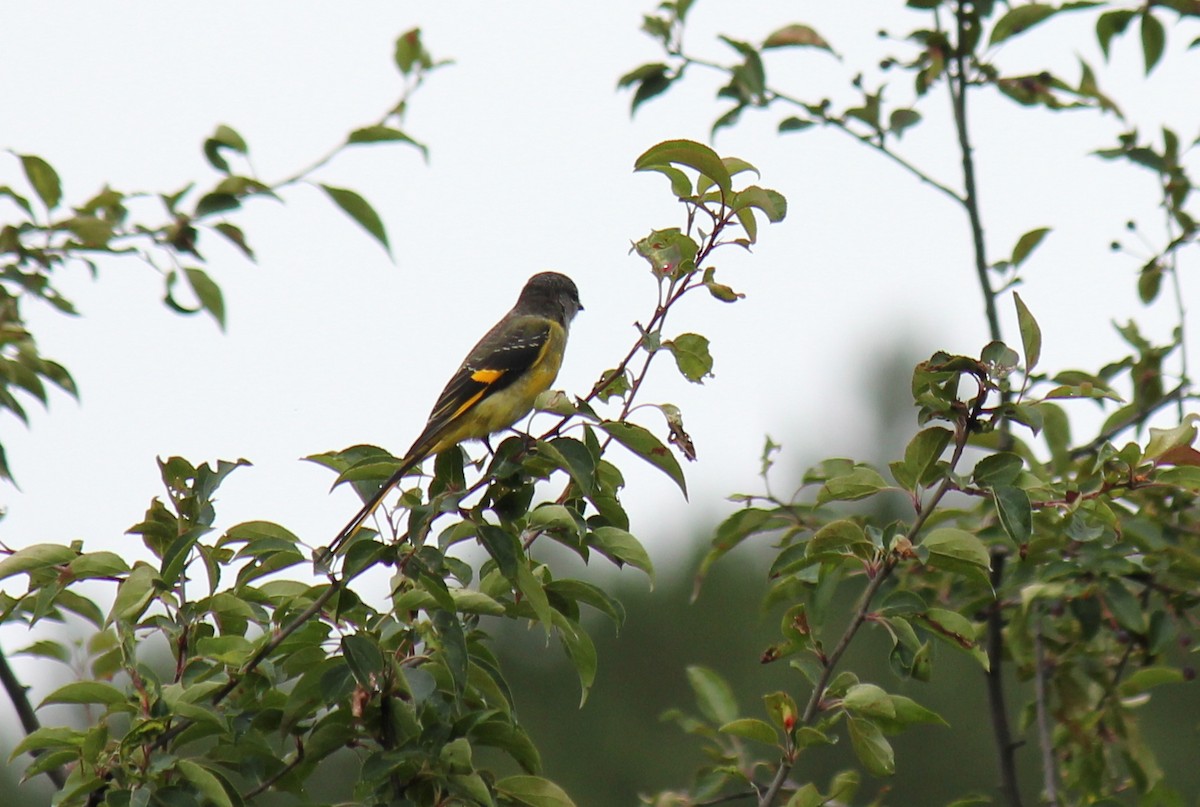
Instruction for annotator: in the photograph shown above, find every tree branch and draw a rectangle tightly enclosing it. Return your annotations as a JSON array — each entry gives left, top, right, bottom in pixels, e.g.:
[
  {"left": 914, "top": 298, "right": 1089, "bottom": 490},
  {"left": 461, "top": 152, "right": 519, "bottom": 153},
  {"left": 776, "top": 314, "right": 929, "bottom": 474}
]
[
  {"left": 985, "top": 551, "right": 1024, "bottom": 807},
  {"left": 759, "top": 412, "right": 976, "bottom": 806},
  {"left": 0, "top": 646, "right": 67, "bottom": 788},
  {"left": 947, "top": 0, "right": 1000, "bottom": 344},
  {"left": 1033, "top": 609, "right": 1058, "bottom": 804}
]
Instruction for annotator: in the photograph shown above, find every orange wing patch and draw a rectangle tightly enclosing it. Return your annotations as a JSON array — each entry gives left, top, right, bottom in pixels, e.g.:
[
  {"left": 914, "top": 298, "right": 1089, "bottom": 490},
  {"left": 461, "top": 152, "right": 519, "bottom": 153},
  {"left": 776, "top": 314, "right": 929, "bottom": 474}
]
[{"left": 470, "top": 368, "right": 506, "bottom": 384}]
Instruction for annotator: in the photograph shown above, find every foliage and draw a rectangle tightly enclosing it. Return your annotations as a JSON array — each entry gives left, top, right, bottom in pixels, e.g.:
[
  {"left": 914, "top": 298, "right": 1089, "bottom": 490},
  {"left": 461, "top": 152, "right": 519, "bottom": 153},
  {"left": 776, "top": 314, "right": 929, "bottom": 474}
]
[
  {"left": 0, "top": 29, "right": 439, "bottom": 484},
  {"left": 0, "top": 29, "right": 789, "bottom": 801},
  {"left": 623, "top": 2, "right": 1200, "bottom": 805}
]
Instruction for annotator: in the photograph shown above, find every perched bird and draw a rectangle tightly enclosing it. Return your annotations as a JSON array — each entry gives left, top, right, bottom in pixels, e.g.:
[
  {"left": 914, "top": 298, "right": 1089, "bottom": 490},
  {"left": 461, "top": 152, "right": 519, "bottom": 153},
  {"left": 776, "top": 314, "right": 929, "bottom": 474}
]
[{"left": 323, "top": 271, "right": 582, "bottom": 559}]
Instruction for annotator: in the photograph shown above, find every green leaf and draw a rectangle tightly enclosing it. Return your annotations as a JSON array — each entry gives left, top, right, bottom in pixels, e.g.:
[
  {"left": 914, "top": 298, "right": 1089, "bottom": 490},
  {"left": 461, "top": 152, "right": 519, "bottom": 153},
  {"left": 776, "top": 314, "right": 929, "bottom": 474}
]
[
  {"left": 320, "top": 184, "right": 390, "bottom": 254},
  {"left": 176, "top": 759, "right": 234, "bottom": 807},
  {"left": 495, "top": 775, "right": 577, "bottom": 807},
  {"left": 889, "top": 109, "right": 922, "bottom": 138},
  {"left": 923, "top": 528, "right": 991, "bottom": 584},
  {"left": 106, "top": 564, "right": 160, "bottom": 627},
  {"left": 1119, "top": 665, "right": 1184, "bottom": 696},
  {"left": 763, "top": 23, "right": 832, "bottom": 52},
  {"left": 598, "top": 421, "right": 687, "bottom": 496},
  {"left": 687, "top": 665, "right": 738, "bottom": 725},
  {"left": 20, "top": 154, "right": 62, "bottom": 210},
  {"left": 993, "top": 485, "right": 1032, "bottom": 544},
  {"left": 342, "top": 634, "right": 385, "bottom": 688},
  {"left": 847, "top": 716, "right": 895, "bottom": 776},
  {"left": 779, "top": 116, "right": 816, "bottom": 133},
  {"left": 842, "top": 684, "right": 896, "bottom": 720},
  {"left": 0, "top": 543, "right": 77, "bottom": 581},
  {"left": 902, "top": 427, "right": 952, "bottom": 488},
  {"left": 972, "top": 452, "right": 1024, "bottom": 489},
  {"left": 589, "top": 526, "right": 654, "bottom": 583},
  {"left": 817, "top": 466, "right": 889, "bottom": 504},
  {"left": 40, "top": 681, "right": 127, "bottom": 707},
  {"left": 664, "top": 332, "right": 713, "bottom": 383},
  {"left": 989, "top": 4, "right": 1058, "bottom": 45},
  {"left": 719, "top": 717, "right": 779, "bottom": 746},
  {"left": 1096, "top": 9, "right": 1135, "bottom": 58},
  {"left": 1011, "top": 292, "right": 1043, "bottom": 373},
  {"left": 1140, "top": 11, "right": 1165, "bottom": 74},
  {"left": 634, "top": 139, "right": 732, "bottom": 195},
  {"left": 1011, "top": 228, "right": 1051, "bottom": 268},
  {"left": 183, "top": 268, "right": 225, "bottom": 329},
  {"left": 516, "top": 561, "right": 554, "bottom": 632},
  {"left": 807, "top": 520, "right": 873, "bottom": 559},
  {"left": 347, "top": 125, "right": 428, "bottom": 159}
]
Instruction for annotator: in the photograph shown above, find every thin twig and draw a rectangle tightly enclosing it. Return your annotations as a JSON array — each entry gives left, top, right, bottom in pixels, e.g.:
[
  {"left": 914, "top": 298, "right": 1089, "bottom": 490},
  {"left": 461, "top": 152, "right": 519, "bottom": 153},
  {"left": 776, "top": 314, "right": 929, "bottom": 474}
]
[
  {"left": 1033, "top": 608, "right": 1058, "bottom": 805},
  {"left": 759, "top": 411, "right": 976, "bottom": 806},
  {"left": 0, "top": 646, "right": 68, "bottom": 788},
  {"left": 241, "top": 739, "right": 305, "bottom": 799},
  {"left": 1066, "top": 382, "right": 1187, "bottom": 460},
  {"left": 985, "top": 551, "right": 1024, "bottom": 807}
]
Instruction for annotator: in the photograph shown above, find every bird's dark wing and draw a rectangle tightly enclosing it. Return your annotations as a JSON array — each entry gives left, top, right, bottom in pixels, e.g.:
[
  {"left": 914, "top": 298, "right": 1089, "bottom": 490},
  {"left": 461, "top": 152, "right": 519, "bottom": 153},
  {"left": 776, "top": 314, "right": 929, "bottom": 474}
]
[{"left": 408, "top": 317, "right": 553, "bottom": 454}]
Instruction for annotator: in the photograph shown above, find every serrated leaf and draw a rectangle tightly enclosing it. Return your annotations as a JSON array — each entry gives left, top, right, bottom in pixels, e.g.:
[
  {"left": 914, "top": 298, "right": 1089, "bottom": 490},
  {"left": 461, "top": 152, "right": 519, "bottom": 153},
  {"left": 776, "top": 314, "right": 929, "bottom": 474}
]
[
  {"left": 320, "top": 184, "right": 390, "bottom": 254},
  {"left": 599, "top": 421, "right": 687, "bottom": 496}
]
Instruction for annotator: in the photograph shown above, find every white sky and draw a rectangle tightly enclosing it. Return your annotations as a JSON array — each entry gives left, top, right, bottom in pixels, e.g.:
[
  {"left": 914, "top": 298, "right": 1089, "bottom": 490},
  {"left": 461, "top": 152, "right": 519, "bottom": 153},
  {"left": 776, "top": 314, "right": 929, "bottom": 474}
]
[{"left": 0, "top": 2, "right": 1195, "bottom": 583}]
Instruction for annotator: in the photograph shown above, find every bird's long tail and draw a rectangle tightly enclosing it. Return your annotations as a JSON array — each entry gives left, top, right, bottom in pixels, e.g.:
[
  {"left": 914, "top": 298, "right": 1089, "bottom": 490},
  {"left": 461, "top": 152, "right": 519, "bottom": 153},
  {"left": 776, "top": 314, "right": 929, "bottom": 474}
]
[{"left": 321, "top": 452, "right": 425, "bottom": 561}]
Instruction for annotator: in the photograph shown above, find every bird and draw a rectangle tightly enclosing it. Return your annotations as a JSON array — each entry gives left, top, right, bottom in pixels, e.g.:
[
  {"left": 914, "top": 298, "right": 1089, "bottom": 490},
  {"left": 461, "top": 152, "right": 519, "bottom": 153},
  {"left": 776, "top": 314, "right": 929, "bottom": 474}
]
[{"left": 321, "top": 271, "right": 582, "bottom": 562}]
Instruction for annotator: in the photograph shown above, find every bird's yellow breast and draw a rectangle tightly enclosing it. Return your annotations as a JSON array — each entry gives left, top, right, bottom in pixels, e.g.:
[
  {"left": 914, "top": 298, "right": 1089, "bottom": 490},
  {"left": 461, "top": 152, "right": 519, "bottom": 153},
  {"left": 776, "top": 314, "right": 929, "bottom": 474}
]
[{"left": 427, "top": 320, "right": 567, "bottom": 454}]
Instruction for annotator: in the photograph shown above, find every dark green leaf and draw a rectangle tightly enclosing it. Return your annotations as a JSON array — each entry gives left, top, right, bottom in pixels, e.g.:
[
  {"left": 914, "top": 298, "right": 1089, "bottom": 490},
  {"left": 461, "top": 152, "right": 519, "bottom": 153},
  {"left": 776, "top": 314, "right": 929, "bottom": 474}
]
[
  {"left": 1140, "top": 11, "right": 1165, "bottom": 73},
  {"left": 989, "top": 4, "right": 1058, "bottom": 45},
  {"left": 320, "top": 184, "right": 390, "bottom": 254},
  {"left": 972, "top": 452, "right": 1024, "bottom": 488},
  {"left": 993, "top": 485, "right": 1032, "bottom": 544},
  {"left": 183, "top": 268, "right": 225, "bottom": 329},
  {"left": 598, "top": 420, "right": 687, "bottom": 496},
  {"left": 19, "top": 154, "right": 62, "bottom": 210},
  {"left": 1013, "top": 292, "right": 1042, "bottom": 372}
]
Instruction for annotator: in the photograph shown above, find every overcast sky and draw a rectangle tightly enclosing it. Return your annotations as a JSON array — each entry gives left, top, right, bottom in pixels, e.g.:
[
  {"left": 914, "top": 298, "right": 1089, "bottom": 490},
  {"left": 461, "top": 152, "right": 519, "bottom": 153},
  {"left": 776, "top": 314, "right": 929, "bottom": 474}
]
[{"left": 0, "top": 2, "right": 1195, "bottom": 583}]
